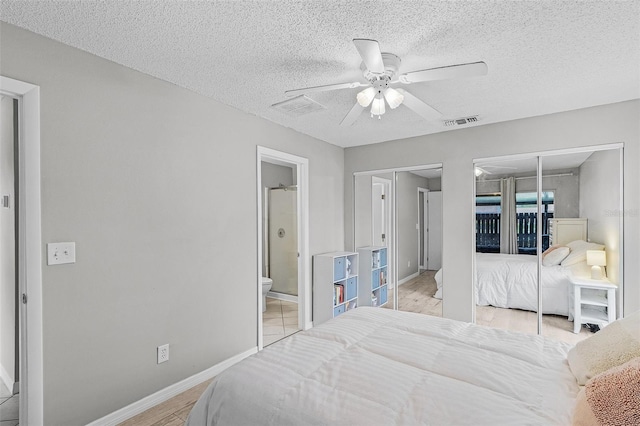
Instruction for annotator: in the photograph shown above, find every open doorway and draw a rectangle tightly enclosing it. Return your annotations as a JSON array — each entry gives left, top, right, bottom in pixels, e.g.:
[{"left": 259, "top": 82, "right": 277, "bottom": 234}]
[
  {"left": 256, "top": 147, "right": 309, "bottom": 349},
  {"left": 0, "top": 76, "right": 44, "bottom": 425},
  {"left": 0, "top": 94, "right": 19, "bottom": 424}
]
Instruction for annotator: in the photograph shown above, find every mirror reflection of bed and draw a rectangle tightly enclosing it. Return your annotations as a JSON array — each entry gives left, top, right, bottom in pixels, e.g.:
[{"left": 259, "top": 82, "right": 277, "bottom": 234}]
[
  {"left": 436, "top": 147, "right": 622, "bottom": 345},
  {"left": 354, "top": 167, "right": 443, "bottom": 319}
]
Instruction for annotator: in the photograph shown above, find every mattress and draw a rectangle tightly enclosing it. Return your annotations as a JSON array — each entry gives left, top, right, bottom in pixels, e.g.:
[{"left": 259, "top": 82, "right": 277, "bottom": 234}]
[{"left": 187, "top": 307, "right": 579, "bottom": 425}]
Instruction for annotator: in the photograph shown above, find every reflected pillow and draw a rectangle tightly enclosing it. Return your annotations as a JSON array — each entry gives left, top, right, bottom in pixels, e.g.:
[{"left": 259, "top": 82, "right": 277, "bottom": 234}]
[
  {"left": 542, "top": 246, "right": 570, "bottom": 266},
  {"left": 561, "top": 241, "right": 605, "bottom": 267},
  {"left": 567, "top": 310, "right": 640, "bottom": 385}
]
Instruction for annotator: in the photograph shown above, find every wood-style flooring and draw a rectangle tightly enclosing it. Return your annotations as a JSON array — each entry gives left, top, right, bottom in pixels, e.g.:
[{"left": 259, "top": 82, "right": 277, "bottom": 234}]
[
  {"left": 118, "top": 378, "right": 213, "bottom": 426},
  {"left": 384, "top": 269, "right": 593, "bottom": 345}
]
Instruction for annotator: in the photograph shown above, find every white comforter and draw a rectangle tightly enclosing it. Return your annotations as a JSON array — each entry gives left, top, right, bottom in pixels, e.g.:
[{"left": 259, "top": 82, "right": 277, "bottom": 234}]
[
  {"left": 187, "top": 308, "right": 579, "bottom": 425},
  {"left": 435, "top": 253, "right": 587, "bottom": 316}
]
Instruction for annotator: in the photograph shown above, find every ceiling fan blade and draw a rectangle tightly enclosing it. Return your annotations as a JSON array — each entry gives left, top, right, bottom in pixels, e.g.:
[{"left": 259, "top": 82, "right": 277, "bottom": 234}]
[
  {"left": 399, "top": 61, "right": 488, "bottom": 84},
  {"left": 396, "top": 89, "right": 441, "bottom": 120},
  {"left": 285, "top": 81, "right": 366, "bottom": 97},
  {"left": 340, "top": 101, "right": 365, "bottom": 127},
  {"left": 353, "top": 39, "right": 385, "bottom": 74}
]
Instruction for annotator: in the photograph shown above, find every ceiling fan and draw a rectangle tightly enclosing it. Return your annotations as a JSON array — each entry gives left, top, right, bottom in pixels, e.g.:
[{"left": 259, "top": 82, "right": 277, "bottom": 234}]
[{"left": 285, "top": 39, "right": 488, "bottom": 126}]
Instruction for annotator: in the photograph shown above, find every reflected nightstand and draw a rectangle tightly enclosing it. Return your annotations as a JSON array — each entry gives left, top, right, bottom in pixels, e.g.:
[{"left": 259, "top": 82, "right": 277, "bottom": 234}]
[{"left": 571, "top": 276, "right": 616, "bottom": 334}]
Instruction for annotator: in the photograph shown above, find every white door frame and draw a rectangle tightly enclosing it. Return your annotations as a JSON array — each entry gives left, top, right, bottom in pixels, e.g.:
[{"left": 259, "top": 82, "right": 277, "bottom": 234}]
[
  {"left": 256, "top": 147, "right": 310, "bottom": 350},
  {"left": 0, "top": 76, "right": 43, "bottom": 425},
  {"left": 417, "top": 187, "right": 428, "bottom": 269},
  {"left": 371, "top": 176, "right": 391, "bottom": 247}
]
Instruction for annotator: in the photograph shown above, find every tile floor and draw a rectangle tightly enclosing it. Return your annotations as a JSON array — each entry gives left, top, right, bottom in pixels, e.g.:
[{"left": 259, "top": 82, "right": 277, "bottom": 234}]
[
  {"left": 263, "top": 297, "right": 299, "bottom": 346},
  {"left": 0, "top": 381, "right": 18, "bottom": 426},
  {"left": 385, "top": 269, "right": 593, "bottom": 345}
]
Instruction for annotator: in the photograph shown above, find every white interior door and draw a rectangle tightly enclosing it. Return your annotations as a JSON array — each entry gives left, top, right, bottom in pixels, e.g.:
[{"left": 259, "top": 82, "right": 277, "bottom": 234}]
[{"left": 426, "top": 191, "right": 442, "bottom": 270}]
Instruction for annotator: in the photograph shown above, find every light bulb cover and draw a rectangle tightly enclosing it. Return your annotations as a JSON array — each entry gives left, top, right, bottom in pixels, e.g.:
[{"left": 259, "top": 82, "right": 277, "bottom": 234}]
[
  {"left": 370, "top": 96, "right": 386, "bottom": 116},
  {"left": 356, "top": 87, "right": 376, "bottom": 107},
  {"left": 383, "top": 87, "right": 404, "bottom": 109}
]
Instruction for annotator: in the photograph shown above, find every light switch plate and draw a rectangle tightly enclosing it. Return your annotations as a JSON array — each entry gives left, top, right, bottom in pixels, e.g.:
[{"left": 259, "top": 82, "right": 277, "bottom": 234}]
[{"left": 47, "top": 242, "right": 76, "bottom": 265}]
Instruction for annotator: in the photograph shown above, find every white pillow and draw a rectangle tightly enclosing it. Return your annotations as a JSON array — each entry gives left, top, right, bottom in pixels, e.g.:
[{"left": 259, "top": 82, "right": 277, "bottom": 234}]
[
  {"left": 542, "top": 246, "right": 570, "bottom": 266},
  {"left": 561, "top": 241, "right": 605, "bottom": 266}
]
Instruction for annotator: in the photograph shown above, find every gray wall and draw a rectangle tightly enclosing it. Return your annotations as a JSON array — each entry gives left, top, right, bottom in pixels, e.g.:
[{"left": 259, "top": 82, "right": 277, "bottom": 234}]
[
  {"left": 345, "top": 100, "right": 640, "bottom": 322},
  {"left": 1, "top": 23, "right": 344, "bottom": 425},
  {"left": 261, "top": 162, "right": 294, "bottom": 189},
  {"left": 476, "top": 169, "right": 580, "bottom": 218},
  {"left": 396, "top": 171, "right": 429, "bottom": 281},
  {"left": 579, "top": 150, "right": 622, "bottom": 285},
  {"left": 0, "top": 95, "right": 16, "bottom": 388}
]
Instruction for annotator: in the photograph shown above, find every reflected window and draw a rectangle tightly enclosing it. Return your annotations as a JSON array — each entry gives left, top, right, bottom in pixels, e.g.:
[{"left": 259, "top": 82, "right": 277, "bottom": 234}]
[{"left": 475, "top": 192, "right": 555, "bottom": 254}]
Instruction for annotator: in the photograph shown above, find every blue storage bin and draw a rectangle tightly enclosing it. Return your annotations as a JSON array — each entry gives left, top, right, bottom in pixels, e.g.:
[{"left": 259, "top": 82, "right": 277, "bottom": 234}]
[
  {"left": 333, "top": 257, "right": 346, "bottom": 281},
  {"left": 380, "top": 248, "right": 387, "bottom": 267},
  {"left": 346, "top": 277, "right": 357, "bottom": 300},
  {"left": 333, "top": 304, "right": 346, "bottom": 317},
  {"left": 380, "top": 285, "right": 388, "bottom": 305},
  {"left": 371, "top": 272, "right": 380, "bottom": 290}
]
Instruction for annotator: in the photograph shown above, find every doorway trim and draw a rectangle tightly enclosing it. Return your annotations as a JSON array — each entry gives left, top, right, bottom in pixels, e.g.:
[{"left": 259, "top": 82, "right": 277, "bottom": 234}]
[
  {"left": 256, "top": 146, "right": 310, "bottom": 350},
  {"left": 417, "top": 187, "right": 428, "bottom": 270},
  {"left": 0, "top": 76, "right": 43, "bottom": 425}
]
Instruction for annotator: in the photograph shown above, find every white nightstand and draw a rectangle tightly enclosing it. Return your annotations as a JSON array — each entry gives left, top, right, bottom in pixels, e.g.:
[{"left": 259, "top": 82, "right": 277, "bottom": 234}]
[{"left": 571, "top": 277, "right": 616, "bottom": 334}]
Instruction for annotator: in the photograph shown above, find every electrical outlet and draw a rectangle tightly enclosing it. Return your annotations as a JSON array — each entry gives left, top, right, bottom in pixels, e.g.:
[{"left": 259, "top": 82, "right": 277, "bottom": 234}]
[
  {"left": 408, "top": 261, "right": 411, "bottom": 267},
  {"left": 157, "top": 344, "right": 169, "bottom": 364}
]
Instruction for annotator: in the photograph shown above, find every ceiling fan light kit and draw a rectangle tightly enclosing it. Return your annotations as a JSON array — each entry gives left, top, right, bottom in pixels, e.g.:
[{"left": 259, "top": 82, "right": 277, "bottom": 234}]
[{"left": 285, "top": 38, "right": 488, "bottom": 126}]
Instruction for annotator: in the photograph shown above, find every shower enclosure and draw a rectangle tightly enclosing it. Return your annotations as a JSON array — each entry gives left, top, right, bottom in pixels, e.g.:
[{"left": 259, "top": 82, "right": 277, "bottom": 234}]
[{"left": 266, "top": 186, "right": 298, "bottom": 296}]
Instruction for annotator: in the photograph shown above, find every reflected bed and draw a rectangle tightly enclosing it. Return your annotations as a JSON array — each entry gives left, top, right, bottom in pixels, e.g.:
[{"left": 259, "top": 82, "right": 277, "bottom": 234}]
[{"left": 434, "top": 253, "right": 590, "bottom": 316}]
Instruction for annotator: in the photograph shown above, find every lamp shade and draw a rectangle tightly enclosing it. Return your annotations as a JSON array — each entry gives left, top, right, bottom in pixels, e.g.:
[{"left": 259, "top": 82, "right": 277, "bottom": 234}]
[
  {"left": 370, "top": 95, "right": 386, "bottom": 116},
  {"left": 356, "top": 87, "right": 376, "bottom": 107},
  {"left": 383, "top": 87, "right": 404, "bottom": 109},
  {"left": 586, "top": 250, "right": 606, "bottom": 266}
]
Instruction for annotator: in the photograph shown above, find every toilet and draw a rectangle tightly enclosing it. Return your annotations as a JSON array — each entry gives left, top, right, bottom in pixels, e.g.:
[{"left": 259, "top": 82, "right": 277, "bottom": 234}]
[{"left": 261, "top": 277, "right": 273, "bottom": 312}]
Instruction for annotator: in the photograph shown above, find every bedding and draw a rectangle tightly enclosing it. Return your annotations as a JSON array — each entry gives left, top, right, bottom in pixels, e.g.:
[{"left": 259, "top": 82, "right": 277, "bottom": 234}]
[
  {"left": 434, "top": 253, "right": 591, "bottom": 316},
  {"left": 187, "top": 307, "right": 579, "bottom": 425}
]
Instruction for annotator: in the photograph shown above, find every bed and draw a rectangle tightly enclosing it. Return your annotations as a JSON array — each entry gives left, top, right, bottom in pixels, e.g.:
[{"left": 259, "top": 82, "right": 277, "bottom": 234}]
[
  {"left": 433, "top": 253, "right": 591, "bottom": 316},
  {"left": 187, "top": 307, "right": 580, "bottom": 425}
]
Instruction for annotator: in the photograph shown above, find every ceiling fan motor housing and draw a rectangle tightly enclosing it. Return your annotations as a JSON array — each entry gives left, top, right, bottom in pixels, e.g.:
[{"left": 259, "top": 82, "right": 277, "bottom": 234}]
[{"left": 361, "top": 52, "right": 401, "bottom": 81}]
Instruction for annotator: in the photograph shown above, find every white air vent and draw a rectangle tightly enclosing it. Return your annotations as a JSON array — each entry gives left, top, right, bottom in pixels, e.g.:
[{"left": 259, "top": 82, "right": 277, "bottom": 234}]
[
  {"left": 443, "top": 116, "right": 479, "bottom": 127},
  {"left": 271, "top": 95, "right": 326, "bottom": 117}
]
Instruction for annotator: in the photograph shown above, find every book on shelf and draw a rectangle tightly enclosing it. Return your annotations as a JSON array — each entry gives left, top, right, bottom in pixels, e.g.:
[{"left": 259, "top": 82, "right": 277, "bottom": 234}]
[{"left": 334, "top": 284, "right": 344, "bottom": 305}]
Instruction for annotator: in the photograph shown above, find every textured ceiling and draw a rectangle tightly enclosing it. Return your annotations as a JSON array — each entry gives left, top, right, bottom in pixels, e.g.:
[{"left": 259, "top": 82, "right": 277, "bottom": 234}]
[{"left": 1, "top": 1, "right": 639, "bottom": 147}]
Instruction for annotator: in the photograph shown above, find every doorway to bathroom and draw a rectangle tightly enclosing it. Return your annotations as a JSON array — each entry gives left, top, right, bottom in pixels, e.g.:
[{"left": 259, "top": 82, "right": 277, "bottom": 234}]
[{"left": 256, "top": 147, "right": 309, "bottom": 349}]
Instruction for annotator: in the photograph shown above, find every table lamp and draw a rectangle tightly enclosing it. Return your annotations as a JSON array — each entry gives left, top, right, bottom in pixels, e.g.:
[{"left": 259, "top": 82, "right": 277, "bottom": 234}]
[{"left": 586, "top": 250, "right": 606, "bottom": 280}]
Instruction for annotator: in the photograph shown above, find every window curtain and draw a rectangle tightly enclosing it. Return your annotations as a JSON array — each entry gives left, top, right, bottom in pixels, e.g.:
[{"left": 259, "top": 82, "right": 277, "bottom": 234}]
[{"left": 500, "top": 177, "right": 518, "bottom": 254}]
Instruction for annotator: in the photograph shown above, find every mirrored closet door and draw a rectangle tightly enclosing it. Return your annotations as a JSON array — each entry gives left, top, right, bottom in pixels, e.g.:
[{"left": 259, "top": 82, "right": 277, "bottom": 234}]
[
  {"left": 474, "top": 157, "right": 540, "bottom": 335},
  {"left": 354, "top": 166, "right": 443, "bottom": 318},
  {"left": 473, "top": 146, "right": 623, "bottom": 344}
]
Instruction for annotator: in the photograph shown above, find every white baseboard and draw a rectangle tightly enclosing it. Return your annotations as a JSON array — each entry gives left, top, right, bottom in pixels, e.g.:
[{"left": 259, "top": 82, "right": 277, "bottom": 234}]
[
  {"left": 0, "top": 362, "right": 14, "bottom": 395},
  {"left": 397, "top": 272, "right": 419, "bottom": 286},
  {"left": 87, "top": 347, "right": 257, "bottom": 426},
  {"left": 267, "top": 291, "right": 298, "bottom": 303}
]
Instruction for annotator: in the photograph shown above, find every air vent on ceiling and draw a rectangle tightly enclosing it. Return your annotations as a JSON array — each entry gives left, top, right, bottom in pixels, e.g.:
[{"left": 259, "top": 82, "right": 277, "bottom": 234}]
[
  {"left": 271, "top": 95, "right": 326, "bottom": 117},
  {"left": 443, "top": 116, "right": 479, "bottom": 127}
]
